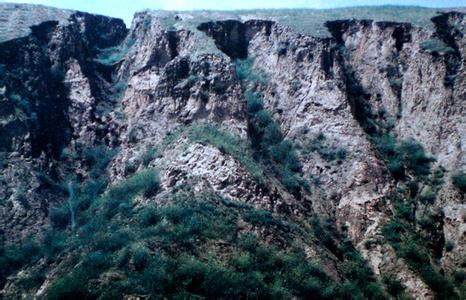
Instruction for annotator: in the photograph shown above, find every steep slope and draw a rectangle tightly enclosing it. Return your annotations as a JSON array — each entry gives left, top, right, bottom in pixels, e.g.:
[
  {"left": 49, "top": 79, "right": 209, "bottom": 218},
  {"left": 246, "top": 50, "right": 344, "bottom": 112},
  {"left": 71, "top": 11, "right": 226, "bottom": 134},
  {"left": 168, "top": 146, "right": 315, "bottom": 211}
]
[{"left": 0, "top": 4, "right": 464, "bottom": 299}]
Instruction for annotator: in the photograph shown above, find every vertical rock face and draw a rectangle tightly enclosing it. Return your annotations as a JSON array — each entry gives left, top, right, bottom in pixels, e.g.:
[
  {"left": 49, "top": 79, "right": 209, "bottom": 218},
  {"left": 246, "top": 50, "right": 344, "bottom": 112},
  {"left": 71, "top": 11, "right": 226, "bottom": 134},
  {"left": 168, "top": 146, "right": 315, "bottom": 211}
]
[
  {"left": 0, "top": 5, "right": 464, "bottom": 299},
  {"left": 326, "top": 13, "right": 465, "bottom": 280},
  {"left": 0, "top": 10, "right": 127, "bottom": 246}
]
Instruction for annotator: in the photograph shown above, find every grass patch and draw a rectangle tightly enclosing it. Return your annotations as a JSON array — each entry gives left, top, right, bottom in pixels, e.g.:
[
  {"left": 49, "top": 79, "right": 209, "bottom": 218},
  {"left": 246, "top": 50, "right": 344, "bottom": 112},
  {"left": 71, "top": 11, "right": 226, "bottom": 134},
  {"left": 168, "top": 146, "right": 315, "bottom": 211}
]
[
  {"left": 186, "top": 123, "right": 264, "bottom": 183},
  {"left": 95, "top": 38, "right": 136, "bottom": 66},
  {"left": 420, "top": 38, "right": 455, "bottom": 55}
]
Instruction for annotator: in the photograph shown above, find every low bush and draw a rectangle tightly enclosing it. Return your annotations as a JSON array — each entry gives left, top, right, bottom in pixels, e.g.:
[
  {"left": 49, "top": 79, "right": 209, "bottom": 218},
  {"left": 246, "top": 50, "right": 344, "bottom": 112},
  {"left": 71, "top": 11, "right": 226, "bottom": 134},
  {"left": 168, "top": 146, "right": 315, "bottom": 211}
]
[
  {"left": 304, "top": 133, "right": 348, "bottom": 162},
  {"left": 137, "top": 205, "right": 160, "bottom": 226},
  {"left": 374, "top": 136, "right": 434, "bottom": 181},
  {"left": 107, "top": 169, "right": 160, "bottom": 202},
  {"left": 420, "top": 38, "right": 455, "bottom": 55},
  {"left": 83, "top": 145, "right": 117, "bottom": 179},
  {"left": 451, "top": 170, "right": 466, "bottom": 193},
  {"left": 246, "top": 91, "right": 305, "bottom": 195},
  {"left": 95, "top": 38, "right": 136, "bottom": 66},
  {"left": 141, "top": 147, "right": 160, "bottom": 166},
  {"left": 243, "top": 209, "right": 282, "bottom": 227},
  {"left": 234, "top": 58, "right": 308, "bottom": 195},
  {"left": 398, "top": 139, "right": 435, "bottom": 178},
  {"left": 382, "top": 201, "right": 459, "bottom": 299},
  {"left": 131, "top": 245, "right": 150, "bottom": 271},
  {"left": 45, "top": 271, "right": 93, "bottom": 300},
  {"left": 445, "top": 240, "right": 454, "bottom": 252},
  {"left": 49, "top": 206, "right": 70, "bottom": 229},
  {"left": 0, "top": 239, "right": 43, "bottom": 290},
  {"left": 383, "top": 276, "right": 406, "bottom": 297}
]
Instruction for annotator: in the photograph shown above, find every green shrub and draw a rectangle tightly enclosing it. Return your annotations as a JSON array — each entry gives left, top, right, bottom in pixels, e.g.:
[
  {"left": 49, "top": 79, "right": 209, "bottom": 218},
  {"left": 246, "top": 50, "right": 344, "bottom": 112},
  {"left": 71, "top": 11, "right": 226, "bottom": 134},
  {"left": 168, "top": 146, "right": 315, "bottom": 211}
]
[
  {"left": 45, "top": 272, "right": 93, "bottom": 300},
  {"left": 0, "top": 239, "right": 41, "bottom": 287},
  {"left": 419, "top": 264, "right": 457, "bottom": 299},
  {"left": 40, "top": 228, "right": 67, "bottom": 258},
  {"left": 235, "top": 58, "right": 268, "bottom": 86},
  {"left": 110, "top": 80, "right": 128, "bottom": 101},
  {"left": 83, "top": 145, "right": 117, "bottom": 179},
  {"left": 383, "top": 276, "right": 406, "bottom": 297},
  {"left": 141, "top": 148, "right": 160, "bottom": 166},
  {"left": 93, "top": 229, "right": 131, "bottom": 253},
  {"left": 377, "top": 137, "right": 434, "bottom": 180},
  {"left": 131, "top": 245, "right": 150, "bottom": 271},
  {"left": 80, "top": 251, "right": 111, "bottom": 277},
  {"left": 137, "top": 206, "right": 160, "bottom": 226},
  {"left": 398, "top": 139, "right": 434, "bottom": 178},
  {"left": 419, "top": 188, "right": 436, "bottom": 204},
  {"left": 451, "top": 170, "right": 466, "bottom": 193},
  {"left": 420, "top": 38, "right": 455, "bottom": 54},
  {"left": 336, "top": 148, "right": 347, "bottom": 160},
  {"left": 243, "top": 209, "right": 282, "bottom": 227},
  {"left": 49, "top": 206, "right": 70, "bottom": 229},
  {"left": 304, "top": 133, "right": 347, "bottom": 163},
  {"left": 95, "top": 38, "right": 135, "bottom": 66},
  {"left": 107, "top": 169, "right": 160, "bottom": 202},
  {"left": 234, "top": 58, "right": 309, "bottom": 195},
  {"left": 383, "top": 207, "right": 459, "bottom": 299},
  {"left": 453, "top": 270, "right": 465, "bottom": 284},
  {"left": 17, "top": 267, "right": 45, "bottom": 289},
  {"left": 246, "top": 92, "right": 305, "bottom": 194},
  {"left": 9, "top": 93, "right": 32, "bottom": 117},
  {"left": 157, "top": 195, "right": 237, "bottom": 246},
  {"left": 445, "top": 240, "right": 454, "bottom": 252}
]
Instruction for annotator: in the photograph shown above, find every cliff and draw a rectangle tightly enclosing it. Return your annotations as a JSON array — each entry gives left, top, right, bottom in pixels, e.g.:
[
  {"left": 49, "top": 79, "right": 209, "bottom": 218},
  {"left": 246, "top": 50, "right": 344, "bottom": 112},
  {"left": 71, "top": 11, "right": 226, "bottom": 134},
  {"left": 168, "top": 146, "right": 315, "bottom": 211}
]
[{"left": 0, "top": 4, "right": 464, "bottom": 299}]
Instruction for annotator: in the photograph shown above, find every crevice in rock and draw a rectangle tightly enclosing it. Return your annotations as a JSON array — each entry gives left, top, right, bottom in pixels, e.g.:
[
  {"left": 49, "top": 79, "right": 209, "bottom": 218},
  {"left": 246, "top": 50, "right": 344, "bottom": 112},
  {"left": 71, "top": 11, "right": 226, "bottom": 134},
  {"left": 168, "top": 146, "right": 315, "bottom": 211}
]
[
  {"left": 389, "top": 23, "right": 412, "bottom": 52},
  {"left": 197, "top": 19, "right": 273, "bottom": 59},
  {"left": 325, "top": 19, "right": 372, "bottom": 45},
  {"left": 430, "top": 11, "right": 463, "bottom": 86},
  {"left": 331, "top": 44, "right": 376, "bottom": 135},
  {"left": 0, "top": 12, "right": 129, "bottom": 158},
  {"left": 167, "top": 30, "right": 180, "bottom": 59}
]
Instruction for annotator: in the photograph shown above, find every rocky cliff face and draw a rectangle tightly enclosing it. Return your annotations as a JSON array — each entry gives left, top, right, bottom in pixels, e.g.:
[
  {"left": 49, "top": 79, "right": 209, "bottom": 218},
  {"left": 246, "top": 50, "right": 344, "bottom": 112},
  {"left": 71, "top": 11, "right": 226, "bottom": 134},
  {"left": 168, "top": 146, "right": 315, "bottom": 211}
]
[{"left": 0, "top": 5, "right": 464, "bottom": 299}]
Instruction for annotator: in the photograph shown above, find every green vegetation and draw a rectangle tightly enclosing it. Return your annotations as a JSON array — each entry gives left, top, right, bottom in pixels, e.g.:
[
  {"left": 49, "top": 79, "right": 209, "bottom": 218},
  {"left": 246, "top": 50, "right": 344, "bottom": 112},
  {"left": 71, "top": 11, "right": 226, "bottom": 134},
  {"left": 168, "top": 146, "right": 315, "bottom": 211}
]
[
  {"left": 104, "top": 169, "right": 160, "bottom": 217},
  {"left": 3, "top": 163, "right": 388, "bottom": 300},
  {"left": 95, "top": 38, "right": 136, "bottom": 66},
  {"left": 141, "top": 147, "right": 160, "bottom": 166},
  {"left": 300, "top": 132, "right": 348, "bottom": 163},
  {"left": 187, "top": 123, "right": 264, "bottom": 182},
  {"left": 382, "top": 276, "right": 407, "bottom": 298},
  {"left": 451, "top": 170, "right": 466, "bottom": 193},
  {"left": 344, "top": 57, "right": 460, "bottom": 298},
  {"left": 58, "top": 187, "right": 385, "bottom": 298},
  {"left": 146, "top": 6, "right": 444, "bottom": 42},
  {"left": 309, "top": 217, "right": 387, "bottom": 299},
  {"left": 371, "top": 132, "right": 458, "bottom": 298},
  {"left": 235, "top": 58, "right": 308, "bottom": 196},
  {"left": 0, "top": 239, "right": 41, "bottom": 288},
  {"left": 420, "top": 38, "right": 455, "bottom": 55},
  {"left": 107, "top": 169, "right": 160, "bottom": 201},
  {"left": 374, "top": 134, "right": 435, "bottom": 180},
  {"left": 8, "top": 93, "right": 36, "bottom": 121},
  {"left": 109, "top": 79, "right": 128, "bottom": 102},
  {"left": 381, "top": 186, "right": 459, "bottom": 299},
  {"left": 1, "top": 113, "right": 397, "bottom": 299}
]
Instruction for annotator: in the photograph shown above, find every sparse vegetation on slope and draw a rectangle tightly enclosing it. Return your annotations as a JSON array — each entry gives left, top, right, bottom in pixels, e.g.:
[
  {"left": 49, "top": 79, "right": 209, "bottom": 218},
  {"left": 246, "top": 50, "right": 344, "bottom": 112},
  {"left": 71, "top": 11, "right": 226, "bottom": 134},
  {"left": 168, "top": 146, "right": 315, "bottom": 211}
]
[{"left": 235, "top": 58, "right": 309, "bottom": 196}]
